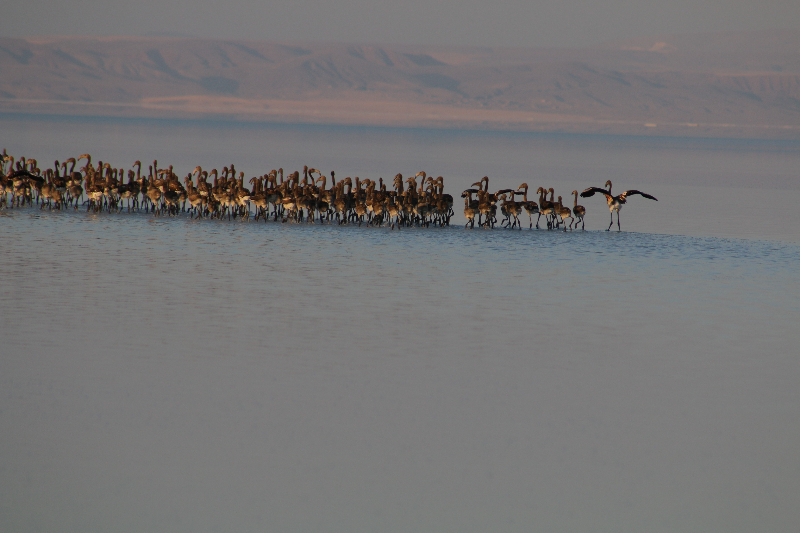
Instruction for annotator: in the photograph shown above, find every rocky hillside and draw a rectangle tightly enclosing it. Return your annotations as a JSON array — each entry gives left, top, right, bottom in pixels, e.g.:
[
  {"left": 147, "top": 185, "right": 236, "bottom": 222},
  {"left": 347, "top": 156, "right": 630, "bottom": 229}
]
[{"left": 1, "top": 31, "right": 799, "bottom": 137}]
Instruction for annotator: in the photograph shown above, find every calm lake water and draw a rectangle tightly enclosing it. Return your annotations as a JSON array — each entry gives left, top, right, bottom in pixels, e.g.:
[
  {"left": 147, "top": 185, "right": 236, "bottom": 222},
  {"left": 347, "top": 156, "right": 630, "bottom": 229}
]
[{"left": 2, "top": 115, "right": 800, "bottom": 532}]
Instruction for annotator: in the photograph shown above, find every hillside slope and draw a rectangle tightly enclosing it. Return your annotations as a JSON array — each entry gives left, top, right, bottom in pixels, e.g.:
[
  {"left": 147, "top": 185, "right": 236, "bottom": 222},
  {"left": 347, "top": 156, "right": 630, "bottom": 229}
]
[{"left": 1, "top": 31, "right": 799, "bottom": 137}]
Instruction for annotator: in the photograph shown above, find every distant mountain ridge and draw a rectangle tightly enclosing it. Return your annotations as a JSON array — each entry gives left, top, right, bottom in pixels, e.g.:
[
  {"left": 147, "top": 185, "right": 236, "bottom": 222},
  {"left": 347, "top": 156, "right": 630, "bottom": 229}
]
[{"left": 1, "top": 31, "right": 799, "bottom": 138}]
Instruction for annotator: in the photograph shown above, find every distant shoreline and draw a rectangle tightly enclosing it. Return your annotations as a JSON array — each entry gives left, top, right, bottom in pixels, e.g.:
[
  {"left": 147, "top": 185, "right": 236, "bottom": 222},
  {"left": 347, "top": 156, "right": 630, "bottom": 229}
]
[{"left": 2, "top": 100, "right": 799, "bottom": 141}]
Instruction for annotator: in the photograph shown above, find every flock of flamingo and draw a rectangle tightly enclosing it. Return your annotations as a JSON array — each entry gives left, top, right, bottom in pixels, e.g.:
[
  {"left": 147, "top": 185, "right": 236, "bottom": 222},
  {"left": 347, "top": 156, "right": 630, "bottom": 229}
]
[{"left": 0, "top": 151, "right": 657, "bottom": 231}]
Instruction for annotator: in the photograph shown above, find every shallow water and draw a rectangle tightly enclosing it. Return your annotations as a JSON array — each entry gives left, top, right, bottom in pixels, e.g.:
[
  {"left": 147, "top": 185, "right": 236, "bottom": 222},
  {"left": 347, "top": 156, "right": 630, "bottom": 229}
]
[
  {"left": 3, "top": 113, "right": 800, "bottom": 242},
  {"left": 2, "top": 116, "right": 800, "bottom": 532}
]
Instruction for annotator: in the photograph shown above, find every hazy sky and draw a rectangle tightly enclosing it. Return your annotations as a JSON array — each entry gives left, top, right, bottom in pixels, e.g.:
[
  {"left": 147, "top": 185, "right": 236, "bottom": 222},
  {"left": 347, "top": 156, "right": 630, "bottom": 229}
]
[{"left": 3, "top": 0, "right": 799, "bottom": 48}]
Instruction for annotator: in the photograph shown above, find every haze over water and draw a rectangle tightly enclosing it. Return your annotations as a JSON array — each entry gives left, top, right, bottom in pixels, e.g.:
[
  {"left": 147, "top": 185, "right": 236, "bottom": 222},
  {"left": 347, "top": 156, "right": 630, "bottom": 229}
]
[{"left": 2, "top": 115, "right": 800, "bottom": 532}]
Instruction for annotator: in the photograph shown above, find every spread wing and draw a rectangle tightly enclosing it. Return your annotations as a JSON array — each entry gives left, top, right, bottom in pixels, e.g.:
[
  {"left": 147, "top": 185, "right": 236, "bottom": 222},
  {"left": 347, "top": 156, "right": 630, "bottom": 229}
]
[
  {"left": 620, "top": 190, "right": 658, "bottom": 201},
  {"left": 580, "top": 187, "right": 610, "bottom": 199}
]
